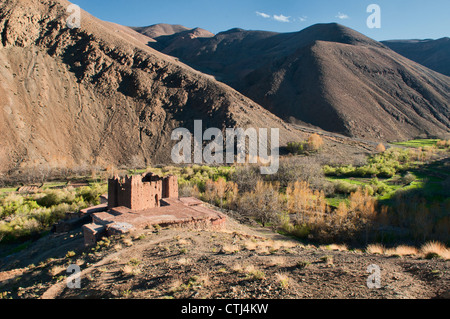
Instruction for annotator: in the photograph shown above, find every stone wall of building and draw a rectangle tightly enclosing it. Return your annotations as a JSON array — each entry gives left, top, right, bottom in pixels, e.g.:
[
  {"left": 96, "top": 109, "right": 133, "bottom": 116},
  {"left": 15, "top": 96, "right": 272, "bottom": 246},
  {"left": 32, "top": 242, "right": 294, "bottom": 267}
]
[
  {"left": 108, "top": 173, "right": 178, "bottom": 211},
  {"left": 163, "top": 175, "right": 178, "bottom": 199}
]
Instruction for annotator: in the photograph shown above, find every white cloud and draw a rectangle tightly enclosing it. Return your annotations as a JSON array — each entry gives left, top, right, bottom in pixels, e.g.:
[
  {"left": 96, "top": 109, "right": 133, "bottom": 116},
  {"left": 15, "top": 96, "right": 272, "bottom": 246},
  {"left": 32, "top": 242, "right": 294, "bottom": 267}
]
[
  {"left": 256, "top": 11, "right": 271, "bottom": 19},
  {"left": 336, "top": 12, "right": 349, "bottom": 19},
  {"left": 273, "top": 14, "right": 291, "bottom": 23},
  {"left": 298, "top": 16, "right": 307, "bottom": 22}
]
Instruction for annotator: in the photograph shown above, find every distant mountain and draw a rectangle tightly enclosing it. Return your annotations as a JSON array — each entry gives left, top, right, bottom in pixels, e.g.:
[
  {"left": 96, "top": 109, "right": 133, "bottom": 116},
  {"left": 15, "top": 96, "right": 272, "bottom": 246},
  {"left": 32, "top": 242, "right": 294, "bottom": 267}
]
[
  {"left": 136, "top": 23, "right": 450, "bottom": 140},
  {"left": 130, "top": 24, "right": 192, "bottom": 39},
  {"left": 382, "top": 38, "right": 450, "bottom": 77},
  {"left": 0, "top": 0, "right": 298, "bottom": 174},
  {"left": 129, "top": 24, "right": 215, "bottom": 48}
]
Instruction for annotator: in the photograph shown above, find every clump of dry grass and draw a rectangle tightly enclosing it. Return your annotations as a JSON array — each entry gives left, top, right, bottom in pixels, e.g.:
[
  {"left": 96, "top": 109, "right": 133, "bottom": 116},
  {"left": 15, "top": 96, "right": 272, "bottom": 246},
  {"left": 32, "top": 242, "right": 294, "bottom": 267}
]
[
  {"left": 242, "top": 239, "right": 297, "bottom": 253},
  {"left": 256, "top": 246, "right": 270, "bottom": 255},
  {"left": 320, "top": 255, "right": 334, "bottom": 265},
  {"left": 275, "top": 272, "right": 290, "bottom": 289},
  {"left": 121, "top": 264, "right": 134, "bottom": 275},
  {"left": 243, "top": 240, "right": 259, "bottom": 251},
  {"left": 49, "top": 265, "right": 66, "bottom": 277},
  {"left": 244, "top": 265, "right": 266, "bottom": 280},
  {"left": 222, "top": 244, "right": 240, "bottom": 254},
  {"left": 231, "top": 262, "right": 243, "bottom": 273},
  {"left": 121, "top": 264, "right": 141, "bottom": 276},
  {"left": 122, "top": 238, "right": 133, "bottom": 247},
  {"left": 178, "top": 238, "right": 191, "bottom": 246},
  {"left": 366, "top": 242, "right": 449, "bottom": 259},
  {"left": 366, "top": 244, "right": 385, "bottom": 255},
  {"left": 420, "top": 241, "right": 450, "bottom": 260},
  {"left": 268, "top": 256, "right": 287, "bottom": 267},
  {"left": 320, "top": 244, "right": 348, "bottom": 252},
  {"left": 168, "top": 278, "right": 185, "bottom": 293},
  {"left": 197, "top": 274, "right": 210, "bottom": 287},
  {"left": 177, "top": 257, "right": 192, "bottom": 266},
  {"left": 75, "top": 259, "right": 85, "bottom": 266},
  {"left": 384, "top": 245, "right": 418, "bottom": 257}
]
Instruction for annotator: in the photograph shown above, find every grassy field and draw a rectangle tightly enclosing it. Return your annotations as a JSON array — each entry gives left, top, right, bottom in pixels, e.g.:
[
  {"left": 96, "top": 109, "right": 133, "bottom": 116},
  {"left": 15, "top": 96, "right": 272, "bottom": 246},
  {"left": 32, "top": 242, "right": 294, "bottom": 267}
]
[{"left": 391, "top": 139, "right": 440, "bottom": 148}]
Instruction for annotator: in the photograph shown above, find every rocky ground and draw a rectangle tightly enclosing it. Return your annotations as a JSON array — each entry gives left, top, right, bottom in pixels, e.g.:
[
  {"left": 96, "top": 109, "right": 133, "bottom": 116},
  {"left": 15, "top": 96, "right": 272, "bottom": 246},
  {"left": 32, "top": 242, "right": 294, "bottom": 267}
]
[{"left": 0, "top": 215, "right": 448, "bottom": 300}]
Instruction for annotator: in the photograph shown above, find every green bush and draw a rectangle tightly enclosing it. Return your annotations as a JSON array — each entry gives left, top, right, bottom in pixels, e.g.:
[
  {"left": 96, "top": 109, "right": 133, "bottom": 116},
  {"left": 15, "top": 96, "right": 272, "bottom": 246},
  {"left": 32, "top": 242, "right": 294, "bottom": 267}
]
[
  {"left": 369, "top": 178, "right": 391, "bottom": 196},
  {"left": 0, "top": 185, "right": 104, "bottom": 243},
  {"left": 291, "top": 224, "right": 311, "bottom": 238},
  {"left": 287, "top": 142, "right": 305, "bottom": 155},
  {"left": 333, "top": 181, "right": 359, "bottom": 194},
  {"left": 37, "top": 192, "right": 62, "bottom": 208}
]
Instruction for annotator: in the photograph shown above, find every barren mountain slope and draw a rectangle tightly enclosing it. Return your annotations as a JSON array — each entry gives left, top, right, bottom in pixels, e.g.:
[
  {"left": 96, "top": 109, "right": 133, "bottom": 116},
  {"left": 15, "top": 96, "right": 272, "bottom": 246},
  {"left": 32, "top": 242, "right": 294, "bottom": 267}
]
[
  {"left": 0, "top": 0, "right": 298, "bottom": 174},
  {"left": 141, "top": 23, "right": 450, "bottom": 140},
  {"left": 242, "top": 39, "right": 450, "bottom": 139},
  {"left": 382, "top": 38, "right": 450, "bottom": 77}
]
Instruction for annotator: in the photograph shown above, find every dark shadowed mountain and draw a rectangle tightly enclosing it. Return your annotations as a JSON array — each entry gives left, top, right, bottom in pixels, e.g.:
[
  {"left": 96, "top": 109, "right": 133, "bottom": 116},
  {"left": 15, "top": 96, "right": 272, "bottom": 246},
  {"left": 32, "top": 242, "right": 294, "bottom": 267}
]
[
  {"left": 136, "top": 23, "right": 450, "bottom": 140},
  {"left": 382, "top": 38, "right": 450, "bottom": 77}
]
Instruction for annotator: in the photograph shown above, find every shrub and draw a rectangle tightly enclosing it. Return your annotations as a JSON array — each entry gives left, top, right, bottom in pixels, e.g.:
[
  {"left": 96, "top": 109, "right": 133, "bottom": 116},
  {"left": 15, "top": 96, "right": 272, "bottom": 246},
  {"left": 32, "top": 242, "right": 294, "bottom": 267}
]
[
  {"left": 376, "top": 143, "right": 386, "bottom": 153},
  {"left": 238, "top": 181, "right": 283, "bottom": 227},
  {"left": 286, "top": 134, "right": 323, "bottom": 154},
  {"left": 202, "top": 178, "right": 238, "bottom": 209},
  {"left": 436, "top": 140, "right": 450, "bottom": 149},
  {"left": 369, "top": 178, "right": 391, "bottom": 196},
  {"left": 275, "top": 272, "right": 290, "bottom": 289},
  {"left": 286, "top": 142, "right": 305, "bottom": 155},
  {"left": 420, "top": 241, "right": 449, "bottom": 260},
  {"left": 333, "top": 180, "right": 359, "bottom": 194},
  {"left": 286, "top": 180, "right": 326, "bottom": 225},
  {"left": 229, "top": 165, "right": 261, "bottom": 193},
  {"left": 401, "top": 172, "right": 416, "bottom": 185},
  {"left": 366, "top": 244, "right": 384, "bottom": 254},
  {"left": 384, "top": 245, "right": 418, "bottom": 256},
  {"left": 244, "top": 265, "right": 266, "bottom": 280},
  {"left": 66, "top": 251, "right": 76, "bottom": 258},
  {"left": 36, "top": 191, "right": 63, "bottom": 208},
  {"left": 306, "top": 134, "right": 324, "bottom": 152},
  {"left": 178, "top": 182, "right": 200, "bottom": 198},
  {"left": 267, "top": 157, "right": 327, "bottom": 190}
]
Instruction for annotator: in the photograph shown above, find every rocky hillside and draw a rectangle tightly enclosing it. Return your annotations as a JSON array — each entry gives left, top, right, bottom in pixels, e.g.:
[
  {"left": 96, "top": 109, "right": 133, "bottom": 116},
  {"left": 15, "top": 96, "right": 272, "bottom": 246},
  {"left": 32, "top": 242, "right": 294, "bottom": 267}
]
[
  {"left": 1, "top": 216, "right": 449, "bottom": 299},
  {"left": 0, "top": 0, "right": 299, "bottom": 174},
  {"left": 141, "top": 23, "right": 450, "bottom": 140},
  {"left": 382, "top": 38, "right": 450, "bottom": 77}
]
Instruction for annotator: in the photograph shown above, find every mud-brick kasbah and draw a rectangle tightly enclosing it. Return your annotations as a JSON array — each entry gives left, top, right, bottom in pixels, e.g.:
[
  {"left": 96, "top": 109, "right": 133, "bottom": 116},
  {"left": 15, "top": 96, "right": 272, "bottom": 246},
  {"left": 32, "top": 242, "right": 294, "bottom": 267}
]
[{"left": 54, "top": 172, "right": 227, "bottom": 245}]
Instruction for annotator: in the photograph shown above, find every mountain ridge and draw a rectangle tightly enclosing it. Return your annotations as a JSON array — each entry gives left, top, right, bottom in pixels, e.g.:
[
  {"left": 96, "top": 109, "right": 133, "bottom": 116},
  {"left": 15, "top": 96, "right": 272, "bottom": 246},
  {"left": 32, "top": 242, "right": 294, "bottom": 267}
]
[
  {"left": 137, "top": 22, "right": 450, "bottom": 140},
  {"left": 0, "top": 0, "right": 300, "bottom": 174},
  {"left": 382, "top": 37, "right": 450, "bottom": 76}
]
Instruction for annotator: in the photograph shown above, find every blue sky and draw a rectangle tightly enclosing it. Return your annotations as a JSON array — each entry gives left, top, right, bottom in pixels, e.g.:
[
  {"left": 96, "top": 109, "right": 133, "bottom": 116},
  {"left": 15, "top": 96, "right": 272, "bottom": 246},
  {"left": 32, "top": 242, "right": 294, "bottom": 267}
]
[{"left": 73, "top": 0, "right": 450, "bottom": 41}]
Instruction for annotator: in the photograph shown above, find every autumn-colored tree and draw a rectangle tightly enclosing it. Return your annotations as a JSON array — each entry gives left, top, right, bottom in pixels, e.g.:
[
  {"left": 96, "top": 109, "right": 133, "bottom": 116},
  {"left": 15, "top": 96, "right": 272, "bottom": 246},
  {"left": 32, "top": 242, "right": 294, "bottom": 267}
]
[
  {"left": 306, "top": 133, "right": 324, "bottom": 151},
  {"left": 348, "top": 188, "right": 378, "bottom": 243},
  {"left": 375, "top": 143, "right": 386, "bottom": 153},
  {"left": 203, "top": 178, "right": 239, "bottom": 208},
  {"left": 286, "top": 181, "right": 326, "bottom": 225}
]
